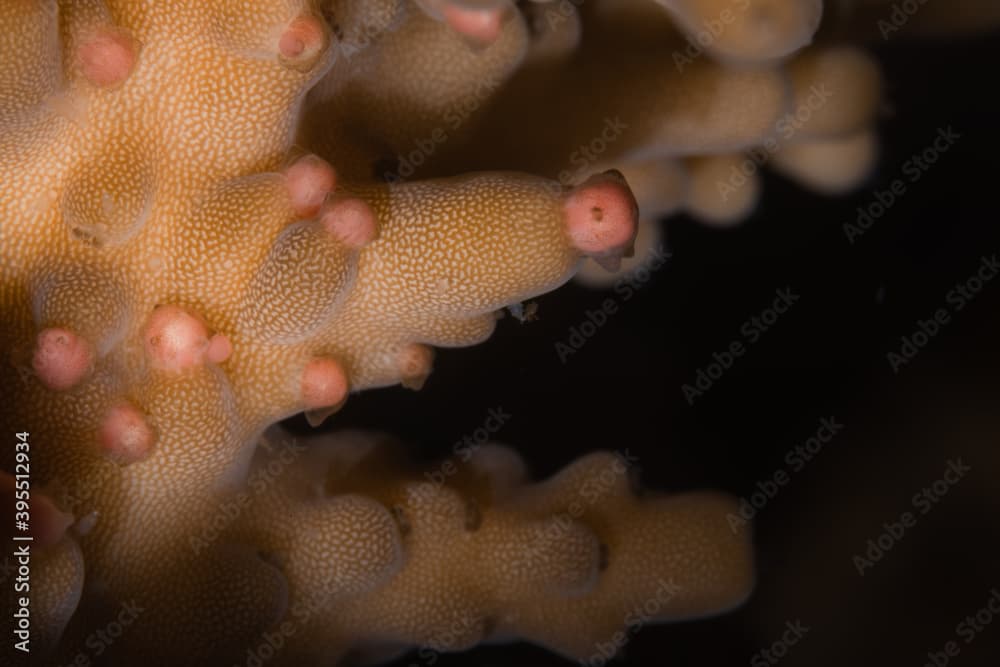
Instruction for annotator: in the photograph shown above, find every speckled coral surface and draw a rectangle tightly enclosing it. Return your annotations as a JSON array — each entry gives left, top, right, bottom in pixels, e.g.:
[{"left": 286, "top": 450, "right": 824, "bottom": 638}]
[{"left": 6, "top": 0, "right": 992, "bottom": 664}]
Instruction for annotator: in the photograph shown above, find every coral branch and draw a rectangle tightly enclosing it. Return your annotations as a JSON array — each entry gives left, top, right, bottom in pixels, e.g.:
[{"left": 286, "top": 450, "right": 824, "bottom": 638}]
[
  {"left": 2, "top": 0, "right": 988, "bottom": 664},
  {"left": 225, "top": 430, "right": 752, "bottom": 665}
]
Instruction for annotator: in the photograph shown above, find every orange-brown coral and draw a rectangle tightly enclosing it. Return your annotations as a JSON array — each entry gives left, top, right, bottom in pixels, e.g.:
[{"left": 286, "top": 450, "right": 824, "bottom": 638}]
[{"left": 2, "top": 0, "right": 996, "bottom": 665}]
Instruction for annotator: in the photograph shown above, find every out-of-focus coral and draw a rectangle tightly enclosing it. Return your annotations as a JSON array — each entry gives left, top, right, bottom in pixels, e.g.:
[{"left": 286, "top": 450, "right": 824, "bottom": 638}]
[
  {"left": 226, "top": 429, "right": 752, "bottom": 665},
  {"left": 0, "top": 0, "right": 995, "bottom": 665}
]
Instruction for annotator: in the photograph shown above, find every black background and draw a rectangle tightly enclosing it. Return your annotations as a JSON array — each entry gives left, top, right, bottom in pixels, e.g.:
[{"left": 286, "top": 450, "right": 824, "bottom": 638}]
[{"left": 289, "top": 32, "right": 1000, "bottom": 667}]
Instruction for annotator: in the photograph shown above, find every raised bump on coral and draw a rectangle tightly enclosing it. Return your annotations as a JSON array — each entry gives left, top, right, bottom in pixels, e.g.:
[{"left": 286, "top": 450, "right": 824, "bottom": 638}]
[
  {"left": 394, "top": 342, "right": 436, "bottom": 390},
  {"left": 301, "top": 356, "right": 351, "bottom": 412},
  {"left": 76, "top": 26, "right": 138, "bottom": 89},
  {"left": 320, "top": 197, "right": 379, "bottom": 248},
  {"left": 305, "top": 0, "right": 530, "bottom": 179},
  {"left": 285, "top": 154, "right": 338, "bottom": 217},
  {"left": 31, "top": 327, "right": 95, "bottom": 391},
  {"left": 0, "top": 0, "right": 62, "bottom": 117},
  {"left": 278, "top": 13, "right": 330, "bottom": 70},
  {"left": 772, "top": 128, "right": 878, "bottom": 194},
  {"left": 784, "top": 45, "right": 882, "bottom": 141},
  {"left": 685, "top": 154, "right": 762, "bottom": 226},
  {"left": 498, "top": 451, "right": 754, "bottom": 659},
  {"left": 30, "top": 264, "right": 132, "bottom": 357},
  {"left": 656, "top": 0, "right": 823, "bottom": 61},
  {"left": 563, "top": 169, "right": 640, "bottom": 270},
  {"left": 96, "top": 402, "right": 156, "bottom": 465},
  {"left": 142, "top": 305, "right": 225, "bottom": 372}
]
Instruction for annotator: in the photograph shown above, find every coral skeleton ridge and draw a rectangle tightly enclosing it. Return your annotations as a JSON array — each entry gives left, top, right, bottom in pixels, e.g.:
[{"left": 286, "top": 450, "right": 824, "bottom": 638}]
[{"left": 0, "top": 0, "right": 995, "bottom": 665}]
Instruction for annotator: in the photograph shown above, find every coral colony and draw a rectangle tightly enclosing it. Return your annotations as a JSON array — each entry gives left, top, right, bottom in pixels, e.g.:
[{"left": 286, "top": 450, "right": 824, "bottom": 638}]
[{"left": 0, "top": 0, "right": 995, "bottom": 665}]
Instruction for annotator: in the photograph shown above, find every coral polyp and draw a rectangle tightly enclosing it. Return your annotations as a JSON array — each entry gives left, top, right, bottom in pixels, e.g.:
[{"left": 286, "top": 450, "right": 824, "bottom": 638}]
[{"left": 2, "top": 0, "right": 995, "bottom": 665}]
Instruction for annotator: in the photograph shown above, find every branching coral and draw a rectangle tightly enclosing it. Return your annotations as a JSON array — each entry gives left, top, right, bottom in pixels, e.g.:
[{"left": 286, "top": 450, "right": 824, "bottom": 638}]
[
  {"left": 1, "top": 0, "right": 996, "bottom": 665},
  {"left": 221, "top": 429, "right": 751, "bottom": 665}
]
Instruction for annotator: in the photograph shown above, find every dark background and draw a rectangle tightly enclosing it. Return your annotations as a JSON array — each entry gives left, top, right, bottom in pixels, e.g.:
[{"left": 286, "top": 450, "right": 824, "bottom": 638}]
[{"left": 290, "top": 33, "right": 1000, "bottom": 667}]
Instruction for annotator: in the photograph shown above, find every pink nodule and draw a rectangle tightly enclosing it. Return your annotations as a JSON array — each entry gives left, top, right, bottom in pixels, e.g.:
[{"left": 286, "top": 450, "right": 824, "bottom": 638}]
[
  {"left": 78, "top": 28, "right": 137, "bottom": 88},
  {"left": 206, "top": 334, "right": 233, "bottom": 364},
  {"left": 32, "top": 327, "right": 95, "bottom": 391},
  {"left": 301, "top": 357, "right": 350, "bottom": 409},
  {"left": 443, "top": 5, "right": 506, "bottom": 45},
  {"left": 279, "top": 16, "right": 325, "bottom": 60},
  {"left": 287, "top": 155, "right": 337, "bottom": 218},
  {"left": 321, "top": 198, "right": 378, "bottom": 249},
  {"left": 143, "top": 305, "right": 212, "bottom": 371},
  {"left": 563, "top": 171, "right": 639, "bottom": 256},
  {"left": 98, "top": 403, "right": 155, "bottom": 465}
]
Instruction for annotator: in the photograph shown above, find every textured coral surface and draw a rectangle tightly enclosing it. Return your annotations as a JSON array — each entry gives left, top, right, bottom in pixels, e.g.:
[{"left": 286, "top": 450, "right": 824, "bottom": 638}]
[{"left": 1, "top": 0, "right": 995, "bottom": 665}]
